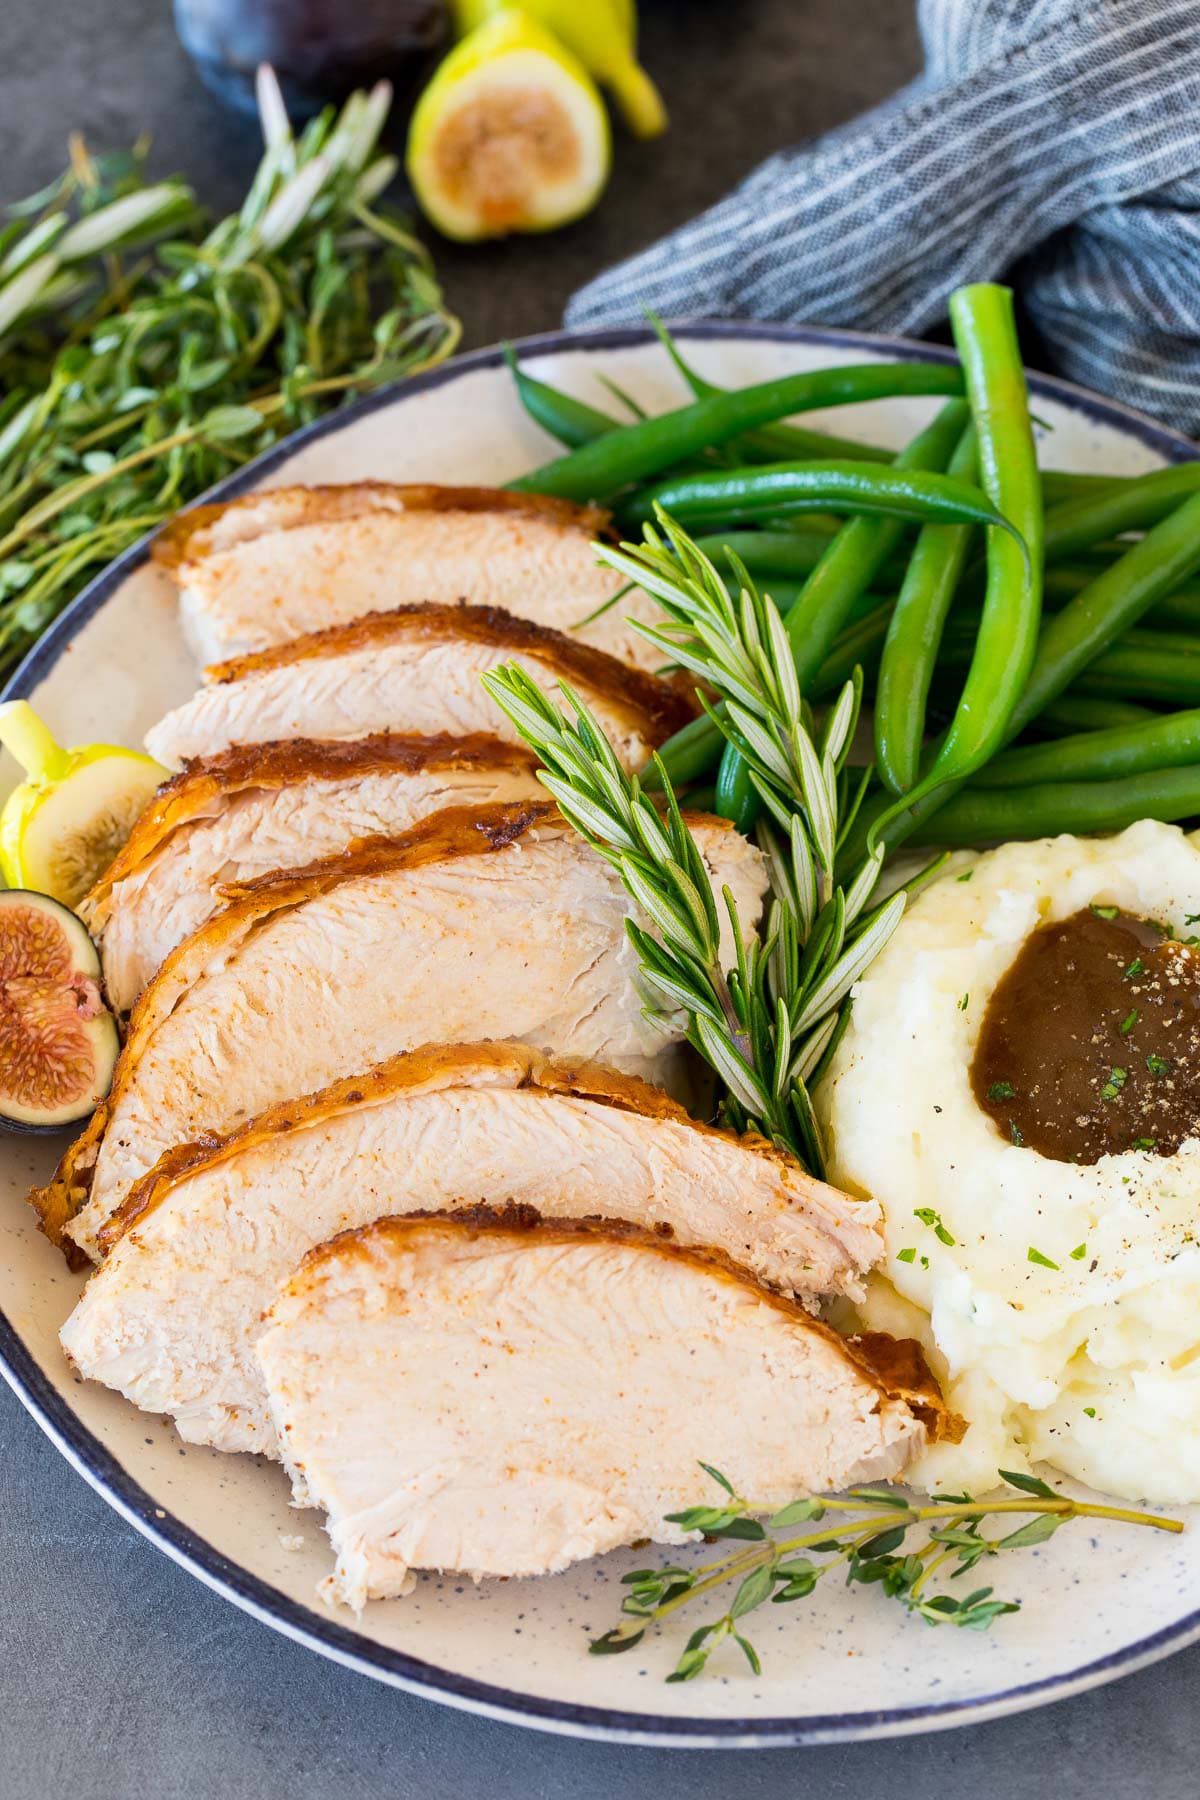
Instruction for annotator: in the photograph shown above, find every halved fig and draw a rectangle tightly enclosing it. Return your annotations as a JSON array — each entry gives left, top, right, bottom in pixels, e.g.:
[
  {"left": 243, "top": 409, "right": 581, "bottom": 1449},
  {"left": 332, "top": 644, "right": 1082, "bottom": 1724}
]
[
  {"left": 0, "top": 890, "right": 118, "bottom": 1132},
  {"left": 407, "top": 11, "right": 611, "bottom": 241}
]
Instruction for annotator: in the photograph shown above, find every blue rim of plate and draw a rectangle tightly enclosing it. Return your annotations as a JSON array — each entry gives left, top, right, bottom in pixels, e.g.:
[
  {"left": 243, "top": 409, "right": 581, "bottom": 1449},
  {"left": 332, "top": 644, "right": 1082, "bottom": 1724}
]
[{"left": 1, "top": 320, "right": 1198, "bottom": 1749}]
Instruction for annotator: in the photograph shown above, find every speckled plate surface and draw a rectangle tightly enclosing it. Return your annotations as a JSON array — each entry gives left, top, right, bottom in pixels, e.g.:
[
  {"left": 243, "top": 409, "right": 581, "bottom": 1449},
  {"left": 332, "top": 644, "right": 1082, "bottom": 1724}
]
[{"left": 1, "top": 323, "right": 1198, "bottom": 1748}]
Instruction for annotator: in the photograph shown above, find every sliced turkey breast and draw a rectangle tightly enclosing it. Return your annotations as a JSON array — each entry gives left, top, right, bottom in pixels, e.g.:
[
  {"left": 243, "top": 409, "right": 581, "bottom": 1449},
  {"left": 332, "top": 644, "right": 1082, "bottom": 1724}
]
[
  {"left": 143, "top": 605, "right": 693, "bottom": 773},
  {"left": 81, "top": 734, "right": 543, "bottom": 1012},
  {"left": 37, "top": 804, "right": 767, "bottom": 1258},
  {"left": 58, "top": 1042, "right": 885, "bottom": 1454},
  {"left": 153, "top": 483, "right": 665, "bottom": 672},
  {"left": 254, "top": 1206, "right": 953, "bottom": 1607}
]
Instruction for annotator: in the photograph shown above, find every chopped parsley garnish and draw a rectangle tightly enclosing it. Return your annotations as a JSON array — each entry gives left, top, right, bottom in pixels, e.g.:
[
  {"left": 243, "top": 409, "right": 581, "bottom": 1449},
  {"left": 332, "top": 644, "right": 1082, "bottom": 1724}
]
[
  {"left": 1009, "top": 1120, "right": 1025, "bottom": 1146},
  {"left": 1119, "top": 1009, "right": 1138, "bottom": 1036},
  {"left": 1069, "top": 1243, "right": 1087, "bottom": 1260},
  {"left": 958, "top": 993, "right": 969, "bottom": 1011},
  {"left": 1027, "top": 1246, "right": 1060, "bottom": 1270},
  {"left": 896, "top": 1247, "right": 916, "bottom": 1264},
  {"left": 1124, "top": 958, "right": 1145, "bottom": 980},
  {"left": 956, "top": 870, "right": 973, "bottom": 883},
  {"left": 1089, "top": 903, "right": 1119, "bottom": 921},
  {"left": 1083, "top": 1407, "right": 1097, "bottom": 1419},
  {"left": 987, "top": 1080, "right": 1015, "bottom": 1101},
  {"left": 914, "top": 1207, "right": 956, "bottom": 1246},
  {"left": 920, "top": 1255, "right": 930, "bottom": 1270},
  {"left": 1100, "top": 1067, "right": 1128, "bottom": 1101},
  {"left": 1146, "top": 1053, "right": 1172, "bottom": 1077},
  {"left": 1186, "top": 912, "right": 1200, "bottom": 925}
]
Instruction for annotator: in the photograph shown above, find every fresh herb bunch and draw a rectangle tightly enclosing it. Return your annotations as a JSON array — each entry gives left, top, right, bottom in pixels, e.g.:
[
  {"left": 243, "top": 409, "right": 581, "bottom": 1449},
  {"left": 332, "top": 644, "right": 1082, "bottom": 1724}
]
[
  {"left": 483, "top": 512, "right": 928, "bottom": 1175},
  {"left": 591, "top": 1464, "right": 1181, "bottom": 1682},
  {"left": 0, "top": 67, "right": 459, "bottom": 677}
]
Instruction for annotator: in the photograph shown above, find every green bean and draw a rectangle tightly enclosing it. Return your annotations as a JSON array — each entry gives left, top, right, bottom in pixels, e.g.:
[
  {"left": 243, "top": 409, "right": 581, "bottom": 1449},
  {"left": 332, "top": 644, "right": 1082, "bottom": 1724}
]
[
  {"left": 940, "top": 622, "right": 1200, "bottom": 703},
  {"left": 1039, "top": 471, "right": 1127, "bottom": 503},
  {"left": 941, "top": 618, "right": 1200, "bottom": 666},
  {"left": 732, "top": 420, "right": 895, "bottom": 466},
  {"left": 646, "top": 319, "right": 1137, "bottom": 497},
  {"left": 694, "top": 527, "right": 908, "bottom": 586},
  {"left": 696, "top": 527, "right": 832, "bottom": 577},
  {"left": 932, "top": 487, "right": 1200, "bottom": 783},
  {"left": 645, "top": 314, "right": 899, "bottom": 465},
  {"left": 1071, "top": 644, "right": 1200, "bottom": 706},
  {"left": 711, "top": 402, "right": 971, "bottom": 825},
  {"left": 595, "top": 374, "right": 650, "bottom": 421},
  {"left": 1034, "top": 695, "right": 1156, "bottom": 735},
  {"left": 621, "top": 458, "right": 1023, "bottom": 539},
  {"left": 841, "top": 486, "right": 1200, "bottom": 863},
  {"left": 811, "top": 600, "right": 893, "bottom": 697},
  {"left": 645, "top": 711, "right": 725, "bottom": 789},
  {"left": 507, "top": 362, "right": 966, "bottom": 502},
  {"left": 1119, "top": 626, "right": 1200, "bottom": 658},
  {"left": 694, "top": 525, "right": 910, "bottom": 604},
  {"left": 977, "top": 709, "right": 1200, "bottom": 787},
  {"left": 682, "top": 783, "right": 717, "bottom": 813},
  {"left": 1044, "top": 561, "right": 1200, "bottom": 632},
  {"left": 503, "top": 346, "right": 620, "bottom": 449},
  {"left": 1043, "top": 461, "right": 1200, "bottom": 561},
  {"left": 911, "top": 764, "right": 1200, "bottom": 847},
  {"left": 898, "top": 285, "right": 1043, "bottom": 809},
  {"left": 874, "top": 422, "right": 979, "bottom": 795},
  {"left": 927, "top": 686, "right": 1157, "bottom": 739}
]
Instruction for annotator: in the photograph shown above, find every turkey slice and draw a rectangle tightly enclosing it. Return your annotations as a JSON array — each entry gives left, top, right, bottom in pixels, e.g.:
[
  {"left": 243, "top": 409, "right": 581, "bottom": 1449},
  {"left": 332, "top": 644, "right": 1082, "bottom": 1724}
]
[
  {"left": 153, "top": 483, "right": 664, "bottom": 672},
  {"left": 144, "top": 605, "right": 694, "bottom": 773},
  {"left": 254, "top": 1204, "right": 954, "bottom": 1608},
  {"left": 59, "top": 1043, "right": 886, "bottom": 1454},
  {"left": 81, "top": 733, "right": 543, "bottom": 1011}
]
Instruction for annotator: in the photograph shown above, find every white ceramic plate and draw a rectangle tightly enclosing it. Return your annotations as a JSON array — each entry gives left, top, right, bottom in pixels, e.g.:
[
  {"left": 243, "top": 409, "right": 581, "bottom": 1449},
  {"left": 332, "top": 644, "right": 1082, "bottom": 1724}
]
[{"left": 1, "top": 324, "right": 1198, "bottom": 1749}]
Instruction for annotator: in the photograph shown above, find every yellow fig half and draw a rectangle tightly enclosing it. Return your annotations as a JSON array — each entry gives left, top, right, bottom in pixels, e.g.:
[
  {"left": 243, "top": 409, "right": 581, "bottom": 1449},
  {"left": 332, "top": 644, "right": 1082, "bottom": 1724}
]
[
  {"left": 0, "top": 701, "right": 165, "bottom": 910},
  {"left": 450, "top": 0, "right": 667, "bottom": 138},
  {"left": 408, "top": 10, "right": 612, "bottom": 241}
]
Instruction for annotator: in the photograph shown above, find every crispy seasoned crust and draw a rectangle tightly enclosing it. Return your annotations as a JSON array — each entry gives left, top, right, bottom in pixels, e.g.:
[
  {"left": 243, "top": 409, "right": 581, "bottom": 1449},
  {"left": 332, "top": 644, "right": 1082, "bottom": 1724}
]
[
  {"left": 83, "top": 733, "right": 541, "bottom": 924},
  {"left": 95, "top": 1036, "right": 825, "bottom": 1255},
  {"left": 151, "top": 482, "right": 613, "bottom": 575},
  {"left": 202, "top": 604, "right": 697, "bottom": 743},
  {"left": 31, "top": 803, "right": 557, "bottom": 1251},
  {"left": 285, "top": 1202, "right": 959, "bottom": 1445},
  {"left": 851, "top": 1333, "right": 965, "bottom": 1444},
  {"left": 216, "top": 799, "right": 557, "bottom": 903}
]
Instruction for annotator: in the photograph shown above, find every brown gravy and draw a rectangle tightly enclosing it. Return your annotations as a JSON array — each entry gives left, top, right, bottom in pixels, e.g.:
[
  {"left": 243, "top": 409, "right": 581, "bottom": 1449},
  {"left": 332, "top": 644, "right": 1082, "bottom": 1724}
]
[{"left": 971, "top": 906, "right": 1200, "bottom": 1163}]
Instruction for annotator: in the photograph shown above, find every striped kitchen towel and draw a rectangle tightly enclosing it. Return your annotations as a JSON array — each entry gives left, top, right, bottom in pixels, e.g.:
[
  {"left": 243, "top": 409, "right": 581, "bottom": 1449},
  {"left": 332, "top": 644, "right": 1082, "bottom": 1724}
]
[{"left": 566, "top": 0, "right": 1200, "bottom": 436}]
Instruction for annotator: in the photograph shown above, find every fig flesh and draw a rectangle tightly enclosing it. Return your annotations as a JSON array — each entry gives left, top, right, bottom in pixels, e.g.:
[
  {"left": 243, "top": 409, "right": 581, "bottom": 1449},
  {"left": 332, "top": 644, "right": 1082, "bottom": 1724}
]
[
  {"left": 0, "top": 890, "right": 117, "bottom": 1132},
  {"left": 450, "top": 0, "right": 666, "bottom": 138},
  {"left": 407, "top": 10, "right": 611, "bottom": 241}
]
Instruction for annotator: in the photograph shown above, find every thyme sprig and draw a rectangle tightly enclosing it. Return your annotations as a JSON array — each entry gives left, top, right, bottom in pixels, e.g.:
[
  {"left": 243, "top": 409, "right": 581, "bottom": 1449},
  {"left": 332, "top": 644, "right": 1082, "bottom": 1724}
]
[
  {"left": 482, "top": 514, "right": 930, "bottom": 1175},
  {"left": 0, "top": 67, "right": 459, "bottom": 677},
  {"left": 591, "top": 1465, "right": 1183, "bottom": 1682}
]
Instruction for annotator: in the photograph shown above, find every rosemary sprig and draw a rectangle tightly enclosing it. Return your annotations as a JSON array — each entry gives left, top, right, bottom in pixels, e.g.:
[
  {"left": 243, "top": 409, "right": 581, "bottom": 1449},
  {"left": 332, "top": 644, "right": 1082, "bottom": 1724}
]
[
  {"left": 482, "top": 514, "right": 927, "bottom": 1175},
  {"left": 0, "top": 67, "right": 459, "bottom": 678},
  {"left": 591, "top": 1464, "right": 1183, "bottom": 1682}
]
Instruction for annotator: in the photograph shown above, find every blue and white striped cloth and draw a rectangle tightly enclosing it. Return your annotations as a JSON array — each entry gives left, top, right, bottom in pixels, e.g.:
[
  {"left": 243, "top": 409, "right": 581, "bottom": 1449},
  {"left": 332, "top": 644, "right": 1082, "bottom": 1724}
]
[{"left": 566, "top": 0, "right": 1200, "bottom": 436}]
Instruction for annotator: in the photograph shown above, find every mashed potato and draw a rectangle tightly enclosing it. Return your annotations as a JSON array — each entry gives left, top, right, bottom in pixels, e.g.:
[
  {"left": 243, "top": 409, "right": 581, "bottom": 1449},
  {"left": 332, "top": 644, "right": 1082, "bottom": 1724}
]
[{"left": 821, "top": 819, "right": 1200, "bottom": 1504}]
